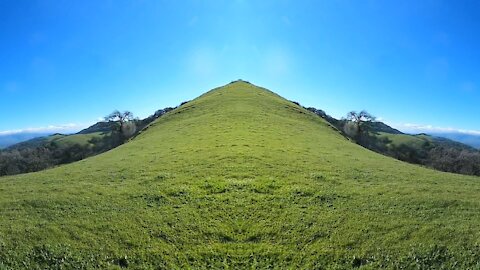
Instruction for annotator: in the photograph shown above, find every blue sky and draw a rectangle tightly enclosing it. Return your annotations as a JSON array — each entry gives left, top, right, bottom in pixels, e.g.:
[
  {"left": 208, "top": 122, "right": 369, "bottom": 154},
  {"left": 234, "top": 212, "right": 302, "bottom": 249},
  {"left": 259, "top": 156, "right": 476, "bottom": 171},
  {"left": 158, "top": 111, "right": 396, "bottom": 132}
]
[{"left": 1, "top": 0, "right": 480, "bottom": 135}]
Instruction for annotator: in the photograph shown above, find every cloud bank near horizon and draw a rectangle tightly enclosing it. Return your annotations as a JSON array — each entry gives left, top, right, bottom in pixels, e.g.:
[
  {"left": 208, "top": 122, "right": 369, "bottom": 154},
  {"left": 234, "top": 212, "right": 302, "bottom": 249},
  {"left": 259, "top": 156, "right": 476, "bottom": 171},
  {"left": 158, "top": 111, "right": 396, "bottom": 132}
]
[
  {"left": 0, "top": 123, "right": 89, "bottom": 136},
  {"left": 392, "top": 123, "right": 480, "bottom": 136}
]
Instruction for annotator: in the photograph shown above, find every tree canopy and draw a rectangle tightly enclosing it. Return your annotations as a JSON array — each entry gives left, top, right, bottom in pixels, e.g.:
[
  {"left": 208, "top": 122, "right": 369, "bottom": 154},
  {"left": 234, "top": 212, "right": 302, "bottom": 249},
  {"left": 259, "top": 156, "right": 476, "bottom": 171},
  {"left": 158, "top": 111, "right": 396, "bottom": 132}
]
[
  {"left": 343, "top": 110, "right": 376, "bottom": 141},
  {"left": 105, "top": 110, "right": 134, "bottom": 123}
]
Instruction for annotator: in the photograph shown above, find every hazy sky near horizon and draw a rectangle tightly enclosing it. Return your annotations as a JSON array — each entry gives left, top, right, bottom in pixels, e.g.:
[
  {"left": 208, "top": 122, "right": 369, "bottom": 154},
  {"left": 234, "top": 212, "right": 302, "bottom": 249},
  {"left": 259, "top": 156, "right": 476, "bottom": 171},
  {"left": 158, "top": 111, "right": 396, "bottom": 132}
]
[{"left": 1, "top": 0, "right": 480, "bottom": 135}]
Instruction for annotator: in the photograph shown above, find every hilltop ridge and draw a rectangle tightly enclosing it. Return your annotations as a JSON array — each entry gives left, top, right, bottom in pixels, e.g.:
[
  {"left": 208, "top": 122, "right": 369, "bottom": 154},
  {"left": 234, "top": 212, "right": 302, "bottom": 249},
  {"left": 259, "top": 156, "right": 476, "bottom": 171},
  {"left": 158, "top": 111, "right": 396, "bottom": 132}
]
[
  {"left": 0, "top": 81, "right": 479, "bottom": 269},
  {"left": 3, "top": 80, "right": 479, "bottom": 178}
]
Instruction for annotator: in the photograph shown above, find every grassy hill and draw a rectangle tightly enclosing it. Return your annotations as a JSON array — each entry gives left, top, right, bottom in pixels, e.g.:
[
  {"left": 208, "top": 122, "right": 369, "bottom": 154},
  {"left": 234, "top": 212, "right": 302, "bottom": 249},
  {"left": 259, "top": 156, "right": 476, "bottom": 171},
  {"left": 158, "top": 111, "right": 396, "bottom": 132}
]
[
  {"left": 1, "top": 107, "right": 176, "bottom": 177},
  {"left": 0, "top": 132, "right": 54, "bottom": 149},
  {"left": 368, "top": 131, "right": 480, "bottom": 175},
  {"left": 7, "top": 132, "right": 110, "bottom": 151},
  {"left": 0, "top": 131, "right": 115, "bottom": 177},
  {"left": 428, "top": 132, "right": 480, "bottom": 149},
  {"left": 0, "top": 81, "right": 479, "bottom": 269},
  {"left": 304, "top": 108, "right": 480, "bottom": 176},
  {"left": 376, "top": 132, "right": 475, "bottom": 152}
]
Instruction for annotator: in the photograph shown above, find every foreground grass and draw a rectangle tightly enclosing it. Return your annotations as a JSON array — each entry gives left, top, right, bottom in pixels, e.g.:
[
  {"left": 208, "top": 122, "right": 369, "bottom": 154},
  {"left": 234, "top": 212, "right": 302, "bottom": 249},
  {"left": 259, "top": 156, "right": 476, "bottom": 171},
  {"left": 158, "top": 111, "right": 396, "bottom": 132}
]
[{"left": 1, "top": 81, "right": 479, "bottom": 269}]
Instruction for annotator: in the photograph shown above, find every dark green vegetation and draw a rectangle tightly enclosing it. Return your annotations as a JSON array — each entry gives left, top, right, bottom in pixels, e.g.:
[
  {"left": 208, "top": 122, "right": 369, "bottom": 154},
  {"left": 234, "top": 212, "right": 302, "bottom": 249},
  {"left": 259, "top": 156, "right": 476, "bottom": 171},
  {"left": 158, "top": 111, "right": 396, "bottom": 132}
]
[
  {"left": 306, "top": 107, "right": 480, "bottom": 176},
  {"left": 0, "top": 132, "right": 53, "bottom": 149},
  {"left": 372, "top": 132, "right": 480, "bottom": 174},
  {"left": 1, "top": 81, "right": 479, "bottom": 269},
  {"left": 0, "top": 108, "right": 175, "bottom": 176},
  {"left": 0, "top": 131, "right": 113, "bottom": 176},
  {"left": 363, "top": 128, "right": 480, "bottom": 176},
  {"left": 430, "top": 132, "right": 480, "bottom": 149}
]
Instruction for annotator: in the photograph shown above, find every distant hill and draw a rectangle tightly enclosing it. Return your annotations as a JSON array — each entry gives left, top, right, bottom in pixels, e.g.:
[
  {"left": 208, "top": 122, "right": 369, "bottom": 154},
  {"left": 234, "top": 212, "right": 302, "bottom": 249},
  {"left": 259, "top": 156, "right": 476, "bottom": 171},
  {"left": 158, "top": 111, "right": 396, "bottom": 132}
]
[
  {"left": 0, "top": 81, "right": 479, "bottom": 268},
  {"left": 0, "top": 123, "right": 116, "bottom": 150},
  {"left": 369, "top": 121, "right": 403, "bottom": 134},
  {"left": 304, "top": 106, "right": 480, "bottom": 176},
  {"left": 369, "top": 131, "right": 480, "bottom": 173},
  {"left": 0, "top": 132, "right": 54, "bottom": 149},
  {"left": 374, "top": 132, "right": 475, "bottom": 153},
  {"left": 0, "top": 129, "right": 115, "bottom": 176},
  {"left": 0, "top": 106, "right": 178, "bottom": 176},
  {"left": 77, "top": 121, "right": 117, "bottom": 134},
  {"left": 6, "top": 132, "right": 114, "bottom": 152},
  {"left": 428, "top": 132, "right": 480, "bottom": 149}
]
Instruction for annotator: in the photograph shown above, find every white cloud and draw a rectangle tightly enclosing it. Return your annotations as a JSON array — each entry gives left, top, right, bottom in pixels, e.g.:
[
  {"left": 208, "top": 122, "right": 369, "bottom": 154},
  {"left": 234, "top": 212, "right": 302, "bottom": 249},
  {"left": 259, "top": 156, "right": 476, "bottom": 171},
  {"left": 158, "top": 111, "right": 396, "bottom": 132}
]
[
  {"left": 0, "top": 123, "right": 90, "bottom": 136},
  {"left": 392, "top": 123, "right": 480, "bottom": 136}
]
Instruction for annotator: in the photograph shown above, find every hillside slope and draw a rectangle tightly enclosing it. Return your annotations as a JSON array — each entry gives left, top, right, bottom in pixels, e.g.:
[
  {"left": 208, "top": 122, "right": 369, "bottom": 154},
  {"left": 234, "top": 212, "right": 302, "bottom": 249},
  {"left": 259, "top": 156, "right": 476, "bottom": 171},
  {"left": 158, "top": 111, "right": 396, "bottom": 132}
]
[
  {"left": 0, "top": 81, "right": 479, "bottom": 269},
  {"left": 307, "top": 108, "right": 480, "bottom": 176},
  {"left": 0, "top": 132, "right": 54, "bottom": 149},
  {"left": 1, "top": 107, "right": 176, "bottom": 177},
  {"left": 369, "top": 131, "right": 480, "bottom": 175},
  {"left": 6, "top": 132, "right": 109, "bottom": 151}
]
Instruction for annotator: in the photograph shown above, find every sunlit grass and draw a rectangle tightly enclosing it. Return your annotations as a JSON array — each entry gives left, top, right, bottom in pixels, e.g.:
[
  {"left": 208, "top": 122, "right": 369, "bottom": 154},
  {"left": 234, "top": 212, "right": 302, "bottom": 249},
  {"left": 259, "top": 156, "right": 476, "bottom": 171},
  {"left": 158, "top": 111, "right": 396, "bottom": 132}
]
[{"left": 0, "top": 81, "right": 479, "bottom": 269}]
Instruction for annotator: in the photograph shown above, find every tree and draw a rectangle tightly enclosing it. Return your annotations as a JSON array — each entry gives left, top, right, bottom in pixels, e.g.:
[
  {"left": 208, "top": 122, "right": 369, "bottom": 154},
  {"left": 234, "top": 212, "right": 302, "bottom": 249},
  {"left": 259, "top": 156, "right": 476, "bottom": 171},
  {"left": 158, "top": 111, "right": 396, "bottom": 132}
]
[
  {"left": 344, "top": 110, "right": 376, "bottom": 141},
  {"left": 105, "top": 110, "right": 133, "bottom": 125},
  {"left": 105, "top": 110, "right": 136, "bottom": 140}
]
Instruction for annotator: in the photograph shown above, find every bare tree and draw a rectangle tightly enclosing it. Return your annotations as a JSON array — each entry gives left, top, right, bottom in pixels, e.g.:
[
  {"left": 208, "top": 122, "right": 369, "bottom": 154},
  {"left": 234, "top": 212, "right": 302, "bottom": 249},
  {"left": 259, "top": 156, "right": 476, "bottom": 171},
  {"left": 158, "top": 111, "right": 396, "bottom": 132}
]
[
  {"left": 105, "top": 110, "right": 136, "bottom": 139},
  {"left": 344, "top": 110, "right": 375, "bottom": 141},
  {"left": 105, "top": 110, "right": 133, "bottom": 124}
]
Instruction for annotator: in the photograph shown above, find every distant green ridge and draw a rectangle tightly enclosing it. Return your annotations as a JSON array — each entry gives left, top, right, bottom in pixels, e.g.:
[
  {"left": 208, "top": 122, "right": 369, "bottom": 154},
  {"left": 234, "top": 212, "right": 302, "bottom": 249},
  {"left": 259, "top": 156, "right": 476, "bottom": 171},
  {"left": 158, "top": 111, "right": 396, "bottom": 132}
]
[{"left": 1, "top": 81, "right": 479, "bottom": 269}]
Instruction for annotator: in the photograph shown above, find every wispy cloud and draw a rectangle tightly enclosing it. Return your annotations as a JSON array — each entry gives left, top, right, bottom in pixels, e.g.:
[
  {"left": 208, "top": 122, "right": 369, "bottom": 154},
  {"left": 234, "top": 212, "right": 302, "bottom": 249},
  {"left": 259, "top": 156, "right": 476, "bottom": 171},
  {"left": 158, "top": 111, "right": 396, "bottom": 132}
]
[
  {"left": 392, "top": 123, "right": 480, "bottom": 136},
  {"left": 0, "top": 123, "right": 89, "bottom": 136}
]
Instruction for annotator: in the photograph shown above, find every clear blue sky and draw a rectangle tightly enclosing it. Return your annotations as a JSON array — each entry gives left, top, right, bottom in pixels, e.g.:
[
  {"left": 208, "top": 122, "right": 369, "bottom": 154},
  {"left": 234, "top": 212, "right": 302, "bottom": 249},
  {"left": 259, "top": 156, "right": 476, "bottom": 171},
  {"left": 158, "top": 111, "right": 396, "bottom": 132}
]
[{"left": 1, "top": 0, "right": 479, "bottom": 134}]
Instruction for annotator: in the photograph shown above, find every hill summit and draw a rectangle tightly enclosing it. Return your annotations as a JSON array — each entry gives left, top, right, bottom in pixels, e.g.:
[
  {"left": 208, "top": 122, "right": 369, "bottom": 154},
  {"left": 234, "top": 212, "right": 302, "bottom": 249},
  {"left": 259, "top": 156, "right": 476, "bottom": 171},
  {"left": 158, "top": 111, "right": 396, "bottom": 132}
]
[{"left": 0, "top": 81, "right": 479, "bottom": 269}]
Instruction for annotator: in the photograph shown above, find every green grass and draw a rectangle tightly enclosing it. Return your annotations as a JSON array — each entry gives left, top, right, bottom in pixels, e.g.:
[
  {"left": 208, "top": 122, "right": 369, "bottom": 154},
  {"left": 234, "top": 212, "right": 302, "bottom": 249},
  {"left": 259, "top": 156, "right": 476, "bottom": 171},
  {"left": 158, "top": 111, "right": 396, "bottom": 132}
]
[
  {"left": 8, "top": 131, "right": 110, "bottom": 151},
  {"left": 376, "top": 132, "right": 433, "bottom": 150},
  {"left": 53, "top": 132, "right": 109, "bottom": 148},
  {"left": 6, "top": 134, "right": 66, "bottom": 150},
  {"left": 1, "top": 81, "right": 479, "bottom": 269},
  {"left": 375, "top": 131, "right": 473, "bottom": 156}
]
